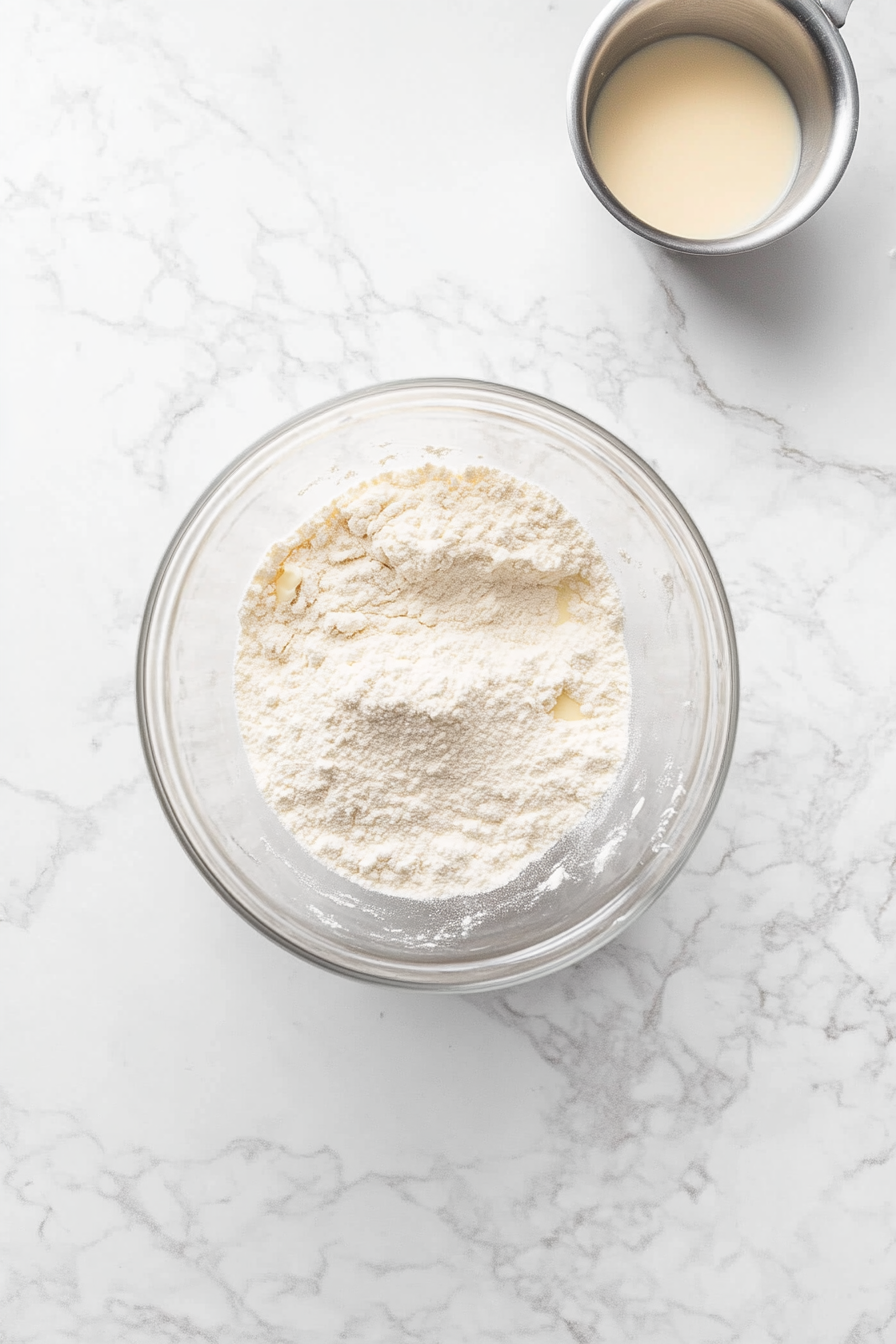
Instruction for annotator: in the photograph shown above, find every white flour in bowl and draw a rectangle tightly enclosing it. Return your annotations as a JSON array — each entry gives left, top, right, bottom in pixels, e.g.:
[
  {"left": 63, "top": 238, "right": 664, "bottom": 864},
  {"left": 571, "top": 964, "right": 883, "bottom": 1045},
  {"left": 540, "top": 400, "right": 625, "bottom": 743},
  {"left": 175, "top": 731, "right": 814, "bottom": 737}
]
[{"left": 235, "top": 464, "right": 630, "bottom": 898}]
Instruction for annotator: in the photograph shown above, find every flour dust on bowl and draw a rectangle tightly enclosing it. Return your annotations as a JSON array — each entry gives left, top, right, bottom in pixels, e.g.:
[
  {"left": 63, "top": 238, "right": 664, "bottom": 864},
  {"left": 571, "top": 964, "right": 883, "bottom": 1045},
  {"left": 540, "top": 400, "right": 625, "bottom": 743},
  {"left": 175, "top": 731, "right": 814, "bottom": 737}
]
[{"left": 137, "top": 380, "right": 738, "bottom": 991}]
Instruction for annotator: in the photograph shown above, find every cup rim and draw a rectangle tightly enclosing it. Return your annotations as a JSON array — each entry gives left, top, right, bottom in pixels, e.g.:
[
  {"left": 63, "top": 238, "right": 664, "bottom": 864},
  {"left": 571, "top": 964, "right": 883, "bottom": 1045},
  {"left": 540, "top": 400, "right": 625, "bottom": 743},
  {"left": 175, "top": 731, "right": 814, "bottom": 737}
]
[{"left": 567, "top": 0, "right": 860, "bottom": 255}]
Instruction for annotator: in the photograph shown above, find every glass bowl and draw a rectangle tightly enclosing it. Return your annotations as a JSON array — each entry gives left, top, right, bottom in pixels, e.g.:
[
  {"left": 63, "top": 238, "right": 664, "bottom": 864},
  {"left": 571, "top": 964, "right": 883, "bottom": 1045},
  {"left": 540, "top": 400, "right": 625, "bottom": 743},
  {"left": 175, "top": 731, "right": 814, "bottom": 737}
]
[{"left": 137, "top": 379, "right": 738, "bottom": 991}]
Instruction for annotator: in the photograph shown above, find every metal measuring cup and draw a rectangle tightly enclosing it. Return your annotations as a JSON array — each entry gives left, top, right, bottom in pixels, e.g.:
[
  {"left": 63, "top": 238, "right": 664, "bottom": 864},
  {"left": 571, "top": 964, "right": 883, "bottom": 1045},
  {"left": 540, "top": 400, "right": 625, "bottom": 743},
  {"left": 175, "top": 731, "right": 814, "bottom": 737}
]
[{"left": 567, "top": 0, "right": 859, "bottom": 255}]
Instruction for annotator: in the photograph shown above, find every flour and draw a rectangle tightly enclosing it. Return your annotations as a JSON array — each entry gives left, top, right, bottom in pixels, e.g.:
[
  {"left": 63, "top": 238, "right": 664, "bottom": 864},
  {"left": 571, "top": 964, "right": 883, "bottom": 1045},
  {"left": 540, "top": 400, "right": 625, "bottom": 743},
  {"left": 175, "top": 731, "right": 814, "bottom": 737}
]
[{"left": 235, "top": 464, "right": 631, "bottom": 899}]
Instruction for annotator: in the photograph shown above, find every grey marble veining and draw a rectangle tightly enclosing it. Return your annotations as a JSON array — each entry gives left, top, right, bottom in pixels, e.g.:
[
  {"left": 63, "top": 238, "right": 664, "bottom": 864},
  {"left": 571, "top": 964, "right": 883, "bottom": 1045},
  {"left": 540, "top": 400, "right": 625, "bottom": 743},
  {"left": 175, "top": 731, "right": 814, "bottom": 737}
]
[{"left": 2, "top": 0, "right": 895, "bottom": 1339}]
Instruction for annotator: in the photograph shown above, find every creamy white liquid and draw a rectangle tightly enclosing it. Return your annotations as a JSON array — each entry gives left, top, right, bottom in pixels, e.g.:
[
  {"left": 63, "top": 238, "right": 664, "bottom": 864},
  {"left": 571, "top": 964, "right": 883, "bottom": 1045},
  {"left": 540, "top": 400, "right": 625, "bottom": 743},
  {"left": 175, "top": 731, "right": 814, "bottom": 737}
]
[{"left": 588, "top": 36, "right": 801, "bottom": 240}]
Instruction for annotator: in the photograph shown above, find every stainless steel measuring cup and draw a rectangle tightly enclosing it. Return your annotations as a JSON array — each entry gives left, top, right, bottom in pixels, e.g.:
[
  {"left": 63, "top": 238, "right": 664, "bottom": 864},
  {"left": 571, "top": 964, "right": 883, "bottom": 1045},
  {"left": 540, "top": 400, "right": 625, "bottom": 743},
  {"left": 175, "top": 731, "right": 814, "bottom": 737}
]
[{"left": 567, "top": 0, "right": 859, "bottom": 255}]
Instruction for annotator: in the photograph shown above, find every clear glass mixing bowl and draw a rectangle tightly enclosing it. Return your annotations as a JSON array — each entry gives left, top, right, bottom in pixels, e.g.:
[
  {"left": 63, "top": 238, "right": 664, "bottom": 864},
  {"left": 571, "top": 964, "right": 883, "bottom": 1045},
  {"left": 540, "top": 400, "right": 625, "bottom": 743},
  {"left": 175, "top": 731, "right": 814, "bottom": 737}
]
[{"left": 137, "top": 379, "right": 738, "bottom": 991}]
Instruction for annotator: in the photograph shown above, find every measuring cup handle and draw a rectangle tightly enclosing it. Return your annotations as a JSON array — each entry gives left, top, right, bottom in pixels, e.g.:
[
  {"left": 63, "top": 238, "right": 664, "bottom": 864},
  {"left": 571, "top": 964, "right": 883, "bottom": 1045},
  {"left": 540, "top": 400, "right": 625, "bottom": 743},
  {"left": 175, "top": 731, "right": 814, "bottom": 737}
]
[{"left": 817, "top": 0, "right": 853, "bottom": 25}]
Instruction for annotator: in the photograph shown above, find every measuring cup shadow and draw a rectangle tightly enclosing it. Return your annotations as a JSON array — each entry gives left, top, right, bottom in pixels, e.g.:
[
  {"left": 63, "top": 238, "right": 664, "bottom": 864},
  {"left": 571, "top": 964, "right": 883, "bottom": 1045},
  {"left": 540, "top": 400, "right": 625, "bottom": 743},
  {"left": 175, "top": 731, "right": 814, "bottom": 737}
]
[{"left": 657, "top": 204, "right": 851, "bottom": 349}]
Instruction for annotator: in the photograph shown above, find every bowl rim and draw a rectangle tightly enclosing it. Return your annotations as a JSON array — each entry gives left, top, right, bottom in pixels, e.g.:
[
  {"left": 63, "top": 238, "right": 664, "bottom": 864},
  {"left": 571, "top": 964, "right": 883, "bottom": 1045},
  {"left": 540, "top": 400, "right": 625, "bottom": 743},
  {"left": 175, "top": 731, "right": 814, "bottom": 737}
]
[{"left": 137, "top": 377, "right": 739, "bottom": 991}]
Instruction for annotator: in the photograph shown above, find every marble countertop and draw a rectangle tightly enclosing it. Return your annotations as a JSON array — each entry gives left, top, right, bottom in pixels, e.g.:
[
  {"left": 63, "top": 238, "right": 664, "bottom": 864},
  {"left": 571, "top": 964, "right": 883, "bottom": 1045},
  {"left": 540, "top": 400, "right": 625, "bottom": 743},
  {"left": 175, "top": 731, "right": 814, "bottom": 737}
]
[{"left": 2, "top": 1, "right": 895, "bottom": 1339}]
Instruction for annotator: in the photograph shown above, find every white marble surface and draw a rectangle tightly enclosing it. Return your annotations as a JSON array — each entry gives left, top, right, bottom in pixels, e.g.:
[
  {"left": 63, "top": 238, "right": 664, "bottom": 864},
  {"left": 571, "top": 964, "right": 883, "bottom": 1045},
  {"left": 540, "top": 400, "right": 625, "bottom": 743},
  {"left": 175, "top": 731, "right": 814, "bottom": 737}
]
[{"left": 2, "top": 0, "right": 896, "bottom": 1338}]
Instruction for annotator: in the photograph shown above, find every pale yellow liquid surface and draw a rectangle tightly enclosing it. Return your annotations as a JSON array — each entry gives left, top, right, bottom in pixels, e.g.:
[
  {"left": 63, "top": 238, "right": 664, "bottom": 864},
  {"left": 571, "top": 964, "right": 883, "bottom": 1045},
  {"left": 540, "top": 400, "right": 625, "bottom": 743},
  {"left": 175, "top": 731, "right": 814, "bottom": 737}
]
[{"left": 588, "top": 36, "right": 801, "bottom": 240}]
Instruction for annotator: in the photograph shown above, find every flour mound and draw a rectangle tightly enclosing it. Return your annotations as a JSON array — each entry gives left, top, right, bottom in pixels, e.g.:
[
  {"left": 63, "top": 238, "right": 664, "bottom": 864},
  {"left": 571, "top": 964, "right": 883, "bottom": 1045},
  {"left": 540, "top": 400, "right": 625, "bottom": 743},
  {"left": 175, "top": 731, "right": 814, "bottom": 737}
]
[{"left": 235, "top": 465, "right": 630, "bottom": 898}]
